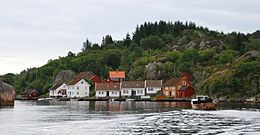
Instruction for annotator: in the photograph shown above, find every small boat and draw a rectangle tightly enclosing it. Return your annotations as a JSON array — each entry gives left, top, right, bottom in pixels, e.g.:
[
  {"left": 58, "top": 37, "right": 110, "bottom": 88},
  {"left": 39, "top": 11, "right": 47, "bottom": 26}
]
[
  {"left": 191, "top": 95, "right": 217, "bottom": 110},
  {"left": 126, "top": 98, "right": 135, "bottom": 101},
  {"left": 37, "top": 97, "right": 54, "bottom": 101}
]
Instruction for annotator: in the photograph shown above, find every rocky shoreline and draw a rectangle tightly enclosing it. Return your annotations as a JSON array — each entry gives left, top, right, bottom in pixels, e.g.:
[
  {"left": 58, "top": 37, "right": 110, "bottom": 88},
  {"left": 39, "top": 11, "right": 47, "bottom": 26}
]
[{"left": 0, "top": 81, "right": 15, "bottom": 106}]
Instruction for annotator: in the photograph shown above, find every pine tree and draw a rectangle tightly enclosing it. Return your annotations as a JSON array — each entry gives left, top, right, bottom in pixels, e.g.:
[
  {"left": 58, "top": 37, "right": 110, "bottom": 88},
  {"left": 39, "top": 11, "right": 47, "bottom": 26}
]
[
  {"left": 102, "top": 35, "right": 113, "bottom": 46},
  {"left": 82, "top": 38, "right": 92, "bottom": 51},
  {"left": 123, "top": 33, "right": 131, "bottom": 47}
]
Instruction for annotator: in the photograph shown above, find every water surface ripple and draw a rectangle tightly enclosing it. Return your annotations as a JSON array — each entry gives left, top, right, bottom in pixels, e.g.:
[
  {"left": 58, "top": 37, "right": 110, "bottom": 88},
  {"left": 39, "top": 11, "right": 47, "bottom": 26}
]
[{"left": 0, "top": 101, "right": 259, "bottom": 135}]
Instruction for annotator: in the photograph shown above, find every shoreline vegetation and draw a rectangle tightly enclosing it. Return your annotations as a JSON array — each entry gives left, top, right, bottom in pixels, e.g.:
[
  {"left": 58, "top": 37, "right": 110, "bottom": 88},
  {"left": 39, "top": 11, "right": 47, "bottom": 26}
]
[{"left": 0, "top": 20, "right": 259, "bottom": 101}]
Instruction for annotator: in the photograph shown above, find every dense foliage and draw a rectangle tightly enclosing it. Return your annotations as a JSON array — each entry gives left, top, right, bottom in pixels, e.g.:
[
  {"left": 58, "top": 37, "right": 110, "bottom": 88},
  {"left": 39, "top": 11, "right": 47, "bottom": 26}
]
[{"left": 0, "top": 21, "right": 259, "bottom": 99}]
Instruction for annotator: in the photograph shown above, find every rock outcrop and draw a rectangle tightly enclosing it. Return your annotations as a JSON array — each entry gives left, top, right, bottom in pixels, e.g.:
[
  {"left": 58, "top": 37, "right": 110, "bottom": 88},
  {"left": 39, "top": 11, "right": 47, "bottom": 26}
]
[
  {"left": 145, "top": 62, "right": 164, "bottom": 80},
  {"left": 54, "top": 70, "right": 75, "bottom": 84},
  {"left": 0, "top": 81, "right": 15, "bottom": 106},
  {"left": 235, "top": 50, "right": 260, "bottom": 62}
]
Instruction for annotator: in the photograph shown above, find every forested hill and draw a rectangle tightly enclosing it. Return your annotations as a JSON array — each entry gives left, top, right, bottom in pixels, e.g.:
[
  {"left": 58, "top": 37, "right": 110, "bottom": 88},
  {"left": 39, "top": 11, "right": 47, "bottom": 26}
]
[{"left": 1, "top": 21, "right": 260, "bottom": 99}]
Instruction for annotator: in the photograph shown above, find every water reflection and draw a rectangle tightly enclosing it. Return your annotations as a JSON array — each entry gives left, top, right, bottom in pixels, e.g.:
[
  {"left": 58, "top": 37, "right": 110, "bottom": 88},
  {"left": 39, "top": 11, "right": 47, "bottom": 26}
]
[
  {"left": 36, "top": 101, "right": 192, "bottom": 112},
  {"left": 0, "top": 101, "right": 260, "bottom": 135}
]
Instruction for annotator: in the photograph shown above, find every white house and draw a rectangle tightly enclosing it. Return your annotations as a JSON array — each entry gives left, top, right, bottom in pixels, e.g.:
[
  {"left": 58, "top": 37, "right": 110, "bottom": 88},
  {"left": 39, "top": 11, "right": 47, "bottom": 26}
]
[
  {"left": 49, "top": 83, "right": 67, "bottom": 97},
  {"left": 95, "top": 83, "right": 120, "bottom": 98},
  {"left": 145, "top": 80, "right": 162, "bottom": 95},
  {"left": 67, "top": 78, "right": 91, "bottom": 98},
  {"left": 121, "top": 81, "right": 145, "bottom": 97}
]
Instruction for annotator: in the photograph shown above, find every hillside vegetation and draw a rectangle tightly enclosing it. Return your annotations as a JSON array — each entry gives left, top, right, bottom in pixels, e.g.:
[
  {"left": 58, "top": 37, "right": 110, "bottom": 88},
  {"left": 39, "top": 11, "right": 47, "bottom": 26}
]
[{"left": 1, "top": 21, "right": 260, "bottom": 99}]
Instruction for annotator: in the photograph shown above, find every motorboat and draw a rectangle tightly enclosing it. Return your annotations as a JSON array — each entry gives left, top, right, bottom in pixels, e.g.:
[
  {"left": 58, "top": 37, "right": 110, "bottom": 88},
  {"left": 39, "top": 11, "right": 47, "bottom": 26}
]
[
  {"left": 37, "top": 97, "right": 54, "bottom": 101},
  {"left": 191, "top": 95, "right": 217, "bottom": 110}
]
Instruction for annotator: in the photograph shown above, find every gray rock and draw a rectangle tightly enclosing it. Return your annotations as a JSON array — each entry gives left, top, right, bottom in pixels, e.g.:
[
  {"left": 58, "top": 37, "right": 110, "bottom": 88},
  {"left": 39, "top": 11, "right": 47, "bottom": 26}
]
[
  {"left": 0, "top": 81, "right": 15, "bottom": 106},
  {"left": 235, "top": 50, "right": 260, "bottom": 62},
  {"left": 54, "top": 70, "right": 75, "bottom": 84},
  {"left": 145, "top": 62, "right": 164, "bottom": 80},
  {"left": 184, "top": 41, "right": 197, "bottom": 49}
]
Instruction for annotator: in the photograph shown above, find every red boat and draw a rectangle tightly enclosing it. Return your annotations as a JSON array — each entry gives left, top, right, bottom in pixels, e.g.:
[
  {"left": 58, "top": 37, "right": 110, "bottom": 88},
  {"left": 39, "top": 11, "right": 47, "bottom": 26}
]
[{"left": 191, "top": 96, "right": 217, "bottom": 110}]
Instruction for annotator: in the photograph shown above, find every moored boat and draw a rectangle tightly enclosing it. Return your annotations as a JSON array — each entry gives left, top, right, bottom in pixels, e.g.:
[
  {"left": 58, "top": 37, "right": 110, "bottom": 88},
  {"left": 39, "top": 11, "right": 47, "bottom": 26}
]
[
  {"left": 37, "top": 97, "right": 54, "bottom": 101},
  {"left": 191, "top": 95, "right": 217, "bottom": 110}
]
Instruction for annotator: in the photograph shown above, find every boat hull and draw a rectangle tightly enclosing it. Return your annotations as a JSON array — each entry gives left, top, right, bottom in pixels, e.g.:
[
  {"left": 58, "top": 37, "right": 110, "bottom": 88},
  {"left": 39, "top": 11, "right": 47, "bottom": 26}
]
[{"left": 191, "top": 102, "right": 217, "bottom": 110}]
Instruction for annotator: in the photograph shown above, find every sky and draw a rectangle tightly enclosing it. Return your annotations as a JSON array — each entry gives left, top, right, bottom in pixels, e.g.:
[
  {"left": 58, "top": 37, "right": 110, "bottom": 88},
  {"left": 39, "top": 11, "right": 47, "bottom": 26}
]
[{"left": 0, "top": 0, "right": 260, "bottom": 75}]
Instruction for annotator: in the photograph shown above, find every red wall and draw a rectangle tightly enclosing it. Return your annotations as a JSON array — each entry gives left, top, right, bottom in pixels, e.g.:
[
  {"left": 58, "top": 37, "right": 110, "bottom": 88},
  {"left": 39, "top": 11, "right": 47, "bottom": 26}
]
[
  {"left": 91, "top": 76, "right": 102, "bottom": 83},
  {"left": 178, "top": 87, "right": 194, "bottom": 98}
]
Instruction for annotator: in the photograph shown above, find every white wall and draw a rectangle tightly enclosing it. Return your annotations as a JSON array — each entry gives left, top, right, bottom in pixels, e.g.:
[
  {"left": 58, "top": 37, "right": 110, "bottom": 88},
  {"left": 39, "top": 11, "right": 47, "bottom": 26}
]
[
  {"left": 96, "top": 90, "right": 106, "bottom": 98},
  {"left": 146, "top": 87, "right": 161, "bottom": 94},
  {"left": 49, "top": 83, "right": 67, "bottom": 97},
  {"left": 109, "top": 90, "right": 120, "bottom": 97},
  {"left": 121, "top": 88, "right": 131, "bottom": 96},
  {"left": 67, "top": 79, "right": 90, "bottom": 98},
  {"left": 95, "top": 90, "right": 120, "bottom": 98},
  {"left": 121, "top": 88, "right": 145, "bottom": 96},
  {"left": 136, "top": 88, "right": 145, "bottom": 96}
]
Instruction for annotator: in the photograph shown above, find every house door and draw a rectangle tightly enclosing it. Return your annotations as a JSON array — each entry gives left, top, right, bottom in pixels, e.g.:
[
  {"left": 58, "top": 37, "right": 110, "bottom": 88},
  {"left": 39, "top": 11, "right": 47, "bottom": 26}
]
[
  {"left": 106, "top": 91, "right": 109, "bottom": 97},
  {"left": 131, "top": 90, "right": 136, "bottom": 97}
]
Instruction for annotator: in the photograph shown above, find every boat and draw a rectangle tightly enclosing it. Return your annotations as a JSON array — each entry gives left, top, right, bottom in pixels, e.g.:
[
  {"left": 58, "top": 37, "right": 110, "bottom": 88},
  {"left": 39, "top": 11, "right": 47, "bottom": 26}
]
[
  {"left": 191, "top": 95, "right": 217, "bottom": 110},
  {"left": 37, "top": 97, "right": 54, "bottom": 101},
  {"left": 126, "top": 98, "right": 135, "bottom": 101}
]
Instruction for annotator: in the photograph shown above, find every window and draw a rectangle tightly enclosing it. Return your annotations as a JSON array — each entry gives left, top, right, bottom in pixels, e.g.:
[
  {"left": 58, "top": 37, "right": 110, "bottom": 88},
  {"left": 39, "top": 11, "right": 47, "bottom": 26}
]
[
  {"left": 148, "top": 88, "right": 153, "bottom": 91},
  {"left": 77, "top": 86, "right": 79, "bottom": 90},
  {"left": 85, "top": 92, "right": 88, "bottom": 95},
  {"left": 112, "top": 91, "right": 114, "bottom": 94},
  {"left": 77, "top": 92, "right": 79, "bottom": 95},
  {"left": 140, "top": 90, "right": 143, "bottom": 93},
  {"left": 81, "top": 81, "right": 84, "bottom": 84},
  {"left": 102, "top": 92, "right": 104, "bottom": 94},
  {"left": 182, "top": 81, "right": 186, "bottom": 85},
  {"left": 115, "top": 92, "right": 117, "bottom": 94},
  {"left": 99, "top": 92, "right": 101, "bottom": 94}
]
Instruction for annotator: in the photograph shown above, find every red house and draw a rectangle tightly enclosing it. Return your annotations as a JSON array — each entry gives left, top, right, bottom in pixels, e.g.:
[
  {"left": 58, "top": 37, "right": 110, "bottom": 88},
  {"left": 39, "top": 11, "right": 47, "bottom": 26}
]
[
  {"left": 109, "top": 71, "right": 125, "bottom": 82},
  {"left": 162, "top": 76, "right": 194, "bottom": 98},
  {"left": 21, "top": 89, "right": 39, "bottom": 99}
]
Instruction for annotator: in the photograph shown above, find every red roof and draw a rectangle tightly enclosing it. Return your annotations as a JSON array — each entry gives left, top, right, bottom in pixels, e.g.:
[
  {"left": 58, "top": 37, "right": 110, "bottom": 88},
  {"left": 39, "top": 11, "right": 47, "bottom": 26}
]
[
  {"left": 69, "top": 71, "right": 100, "bottom": 85},
  {"left": 109, "top": 71, "right": 125, "bottom": 79}
]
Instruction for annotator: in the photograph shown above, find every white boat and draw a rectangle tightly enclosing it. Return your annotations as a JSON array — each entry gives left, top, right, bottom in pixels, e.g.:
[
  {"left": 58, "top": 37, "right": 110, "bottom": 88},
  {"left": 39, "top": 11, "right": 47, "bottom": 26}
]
[
  {"left": 191, "top": 95, "right": 217, "bottom": 110},
  {"left": 126, "top": 98, "right": 135, "bottom": 101},
  {"left": 37, "top": 97, "right": 54, "bottom": 101}
]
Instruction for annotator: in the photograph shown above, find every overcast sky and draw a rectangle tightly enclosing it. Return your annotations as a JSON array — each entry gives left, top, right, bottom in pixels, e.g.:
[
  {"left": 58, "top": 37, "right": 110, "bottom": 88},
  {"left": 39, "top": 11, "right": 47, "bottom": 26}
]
[{"left": 0, "top": 0, "right": 259, "bottom": 75}]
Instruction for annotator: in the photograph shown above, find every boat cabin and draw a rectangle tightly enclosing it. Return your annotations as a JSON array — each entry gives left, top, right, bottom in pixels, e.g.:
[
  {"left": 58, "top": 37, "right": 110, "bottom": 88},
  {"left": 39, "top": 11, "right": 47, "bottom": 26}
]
[{"left": 191, "top": 96, "right": 213, "bottom": 104}]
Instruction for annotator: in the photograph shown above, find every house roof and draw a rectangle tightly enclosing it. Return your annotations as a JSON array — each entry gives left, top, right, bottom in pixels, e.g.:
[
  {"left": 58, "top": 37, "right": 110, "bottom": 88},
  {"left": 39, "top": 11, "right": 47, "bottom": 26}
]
[
  {"left": 179, "top": 85, "right": 191, "bottom": 90},
  {"left": 163, "top": 77, "right": 182, "bottom": 87},
  {"left": 109, "top": 71, "right": 125, "bottom": 79},
  {"left": 95, "top": 83, "right": 120, "bottom": 91},
  {"left": 68, "top": 78, "right": 83, "bottom": 85},
  {"left": 69, "top": 71, "right": 96, "bottom": 85},
  {"left": 49, "top": 83, "right": 63, "bottom": 90},
  {"left": 74, "top": 71, "right": 96, "bottom": 80},
  {"left": 146, "top": 80, "right": 162, "bottom": 88},
  {"left": 121, "top": 81, "right": 145, "bottom": 88},
  {"left": 22, "top": 89, "right": 39, "bottom": 94}
]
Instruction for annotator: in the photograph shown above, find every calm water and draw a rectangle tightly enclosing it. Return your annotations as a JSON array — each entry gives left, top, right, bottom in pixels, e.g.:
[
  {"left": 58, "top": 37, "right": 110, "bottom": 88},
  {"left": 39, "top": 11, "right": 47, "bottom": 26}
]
[{"left": 0, "top": 101, "right": 260, "bottom": 135}]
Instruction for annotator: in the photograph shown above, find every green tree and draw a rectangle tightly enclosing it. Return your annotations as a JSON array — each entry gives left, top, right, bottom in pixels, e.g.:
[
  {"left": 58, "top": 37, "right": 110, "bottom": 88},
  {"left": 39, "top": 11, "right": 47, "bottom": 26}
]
[
  {"left": 123, "top": 33, "right": 131, "bottom": 47},
  {"left": 102, "top": 35, "right": 113, "bottom": 47},
  {"left": 103, "top": 50, "right": 121, "bottom": 69},
  {"left": 82, "top": 38, "right": 92, "bottom": 51},
  {"left": 140, "top": 35, "right": 164, "bottom": 50},
  {"left": 217, "top": 50, "right": 237, "bottom": 64}
]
